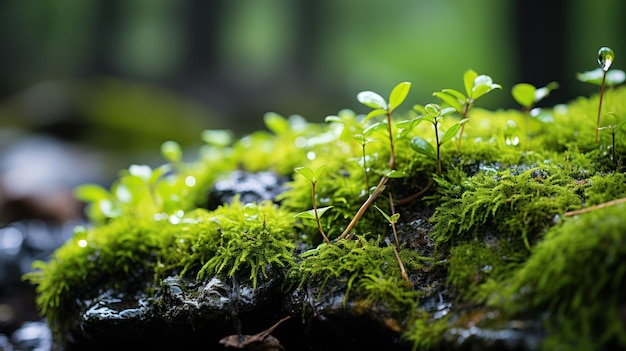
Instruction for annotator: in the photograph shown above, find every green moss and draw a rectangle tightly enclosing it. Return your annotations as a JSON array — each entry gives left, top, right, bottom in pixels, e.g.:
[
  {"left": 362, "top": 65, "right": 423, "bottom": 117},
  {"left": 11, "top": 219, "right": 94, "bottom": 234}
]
[
  {"left": 289, "top": 235, "right": 427, "bottom": 310},
  {"left": 404, "top": 312, "right": 451, "bottom": 351},
  {"left": 163, "top": 197, "right": 296, "bottom": 288},
  {"left": 487, "top": 203, "right": 626, "bottom": 350},
  {"left": 429, "top": 166, "right": 582, "bottom": 249}
]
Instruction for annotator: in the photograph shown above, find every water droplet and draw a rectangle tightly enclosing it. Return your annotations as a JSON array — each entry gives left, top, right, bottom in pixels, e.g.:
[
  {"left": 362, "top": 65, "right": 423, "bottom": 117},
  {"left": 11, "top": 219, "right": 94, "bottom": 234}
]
[
  {"left": 503, "top": 120, "right": 520, "bottom": 146},
  {"left": 481, "top": 265, "right": 493, "bottom": 274},
  {"left": 77, "top": 239, "right": 88, "bottom": 248},
  {"left": 185, "top": 175, "right": 196, "bottom": 187},
  {"left": 598, "top": 46, "right": 614, "bottom": 71},
  {"left": 306, "top": 151, "right": 316, "bottom": 160}
]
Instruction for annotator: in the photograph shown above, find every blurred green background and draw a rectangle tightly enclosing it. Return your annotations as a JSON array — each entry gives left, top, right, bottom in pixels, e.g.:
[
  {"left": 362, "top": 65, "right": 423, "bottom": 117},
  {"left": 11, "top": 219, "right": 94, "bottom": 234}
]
[{"left": 0, "top": 0, "right": 624, "bottom": 191}]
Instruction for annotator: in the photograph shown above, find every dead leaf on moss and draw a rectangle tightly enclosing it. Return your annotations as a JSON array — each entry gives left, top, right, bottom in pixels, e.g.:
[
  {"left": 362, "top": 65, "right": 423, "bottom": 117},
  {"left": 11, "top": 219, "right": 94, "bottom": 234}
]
[{"left": 219, "top": 316, "right": 291, "bottom": 351}]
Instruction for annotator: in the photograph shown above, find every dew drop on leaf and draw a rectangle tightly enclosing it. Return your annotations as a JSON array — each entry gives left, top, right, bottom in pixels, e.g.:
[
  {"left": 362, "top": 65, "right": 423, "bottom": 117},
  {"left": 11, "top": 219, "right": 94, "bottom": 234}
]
[{"left": 598, "top": 46, "right": 614, "bottom": 71}]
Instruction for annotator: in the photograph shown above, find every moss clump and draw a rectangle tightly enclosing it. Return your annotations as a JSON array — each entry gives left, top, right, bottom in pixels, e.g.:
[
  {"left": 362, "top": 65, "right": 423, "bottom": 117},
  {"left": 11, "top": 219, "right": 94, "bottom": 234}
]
[
  {"left": 290, "top": 235, "right": 427, "bottom": 311},
  {"left": 486, "top": 203, "right": 626, "bottom": 350},
  {"left": 429, "top": 166, "right": 582, "bottom": 249},
  {"left": 23, "top": 217, "right": 166, "bottom": 334},
  {"left": 160, "top": 197, "right": 296, "bottom": 288}
]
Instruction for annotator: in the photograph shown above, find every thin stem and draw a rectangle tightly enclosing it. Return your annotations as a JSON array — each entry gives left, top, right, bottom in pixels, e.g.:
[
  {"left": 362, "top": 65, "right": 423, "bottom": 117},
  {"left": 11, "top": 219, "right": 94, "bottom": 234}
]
[
  {"left": 564, "top": 196, "right": 626, "bottom": 217},
  {"left": 457, "top": 100, "right": 471, "bottom": 147},
  {"left": 386, "top": 110, "right": 396, "bottom": 170},
  {"left": 362, "top": 143, "right": 369, "bottom": 191},
  {"left": 434, "top": 120, "right": 442, "bottom": 176},
  {"left": 386, "top": 238, "right": 409, "bottom": 283},
  {"left": 312, "top": 182, "right": 330, "bottom": 244},
  {"left": 394, "top": 179, "right": 433, "bottom": 206},
  {"left": 338, "top": 176, "right": 389, "bottom": 240},
  {"left": 388, "top": 192, "right": 399, "bottom": 250},
  {"left": 596, "top": 70, "right": 607, "bottom": 142}
]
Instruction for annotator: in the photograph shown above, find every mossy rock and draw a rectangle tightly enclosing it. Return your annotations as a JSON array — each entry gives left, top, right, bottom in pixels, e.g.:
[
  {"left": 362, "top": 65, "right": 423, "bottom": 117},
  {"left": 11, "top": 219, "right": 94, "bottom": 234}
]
[{"left": 23, "top": 84, "right": 626, "bottom": 350}]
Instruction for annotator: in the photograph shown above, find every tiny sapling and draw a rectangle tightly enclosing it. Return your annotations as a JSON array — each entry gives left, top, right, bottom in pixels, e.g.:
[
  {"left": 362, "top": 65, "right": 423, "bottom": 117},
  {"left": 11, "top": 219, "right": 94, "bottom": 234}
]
[
  {"left": 576, "top": 47, "right": 624, "bottom": 142},
  {"left": 598, "top": 112, "right": 626, "bottom": 165},
  {"left": 374, "top": 205, "right": 400, "bottom": 250},
  {"left": 433, "top": 69, "right": 501, "bottom": 146},
  {"left": 406, "top": 103, "right": 466, "bottom": 176},
  {"left": 357, "top": 81, "right": 411, "bottom": 170},
  {"left": 294, "top": 165, "right": 333, "bottom": 244}
]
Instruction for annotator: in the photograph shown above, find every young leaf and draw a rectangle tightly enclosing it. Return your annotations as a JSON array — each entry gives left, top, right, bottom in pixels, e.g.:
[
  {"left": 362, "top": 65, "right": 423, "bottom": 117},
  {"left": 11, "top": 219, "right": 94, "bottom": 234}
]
[
  {"left": 363, "top": 121, "right": 388, "bottom": 136},
  {"left": 534, "top": 81, "right": 559, "bottom": 102},
  {"left": 511, "top": 83, "right": 536, "bottom": 108},
  {"left": 423, "top": 103, "right": 441, "bottom": 117},
  {"left": 264, "top": 112, "right": 290, "bottom": 135},
  {"left": 294, "top": 206, "right": 333, "bottom": 220},
  {"left": 388, "top": 82, "right": 411, "bottom": 113},
  {"left": 294, "top": 166, "right": 315, "bottom": 182},
  {"left": 374, "top": 205, "right": 393, "bottom": 223},
  {"left": 313, "top": 164, "right": 327, "bottom": 181},
  {"left": 410, "top": 136, "right": 436, "bottom": 160},
  {"left": 161, "top": 140, "right": 182, "bottom": 163},
  {"left": 471, "top": 75, "right": 501, "bottom": 100},
  {"left": 364, "top": 108, "right": 387, "bottom": 122},
  {"left": 433, "top": 90, "right": 464, "bottom": 113},
  {"left": 357, "top": 91, "right": 388, "bottom": 110},
  {"left": 440, "top": 119, "right": 468, "bottom": 145},
  {"left": 385, "top": 170, "right": 408, "bottom": 178},
  {"left": 74, "top": 184, "right": 111, "bottom": 203},
  {"left": 464, "top": 69, "right": 479, "bottom": 97}
]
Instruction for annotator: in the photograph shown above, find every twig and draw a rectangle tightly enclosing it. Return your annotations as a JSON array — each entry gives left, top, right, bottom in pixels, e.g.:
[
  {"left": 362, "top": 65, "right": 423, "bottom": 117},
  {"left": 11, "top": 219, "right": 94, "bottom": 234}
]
[
  {"left": 564, "top": 197, "right": 626, "bottom": 217},
  {"left": 337, "top": 176, "right": 389, "bottom": 240}
]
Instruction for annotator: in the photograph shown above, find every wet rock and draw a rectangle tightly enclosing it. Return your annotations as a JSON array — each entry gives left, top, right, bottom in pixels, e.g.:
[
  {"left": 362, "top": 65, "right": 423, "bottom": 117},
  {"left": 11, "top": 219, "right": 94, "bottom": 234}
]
[
  {"left": 206, "top": 170, "right": 290, "bottom": 209},
  {"left": 10, "top": 320, "right": 52, "bottom": 351}
]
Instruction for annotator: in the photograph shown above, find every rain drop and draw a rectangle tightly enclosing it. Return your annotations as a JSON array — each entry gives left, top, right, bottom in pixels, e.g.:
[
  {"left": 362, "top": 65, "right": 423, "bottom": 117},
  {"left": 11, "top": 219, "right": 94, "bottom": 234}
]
[
  {"left": 503, "top": 120, "right": 520, "bottom": 146},
  {"left": 598, "top": 46, "right": 614, "bottom": 71}
]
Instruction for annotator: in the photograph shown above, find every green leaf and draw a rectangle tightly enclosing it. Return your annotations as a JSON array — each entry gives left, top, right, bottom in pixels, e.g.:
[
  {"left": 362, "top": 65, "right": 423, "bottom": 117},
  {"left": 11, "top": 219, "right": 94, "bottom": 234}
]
[
  {"left": 440, "top": 119, "right": 467, "bottom": 145},
  {"left": 374, "top": 205, "right": 393, "bottom": 223},
  {"left": 534, "top": 81, "right": 559, "bottom": 103},
  {"left": 463, "top": 69, "right": 478, "bottom": 97},
  {"left": 575, "top": 68, "right": 625, "bottom": 86},
  {"left": 128, "top": 165, "right": 152, "bottom": 182},
  {"left": 357, "top": 91, "right": 387, "bottom": 110},
  {"left": 264, "top": 112, "right": 289, "bottom": 135},
  {"left": 294, "top": 166, "right": 315, "bottom": 182},
  {"left": 433, "top": 91, "right": 463, "bottom": 113},
  {"left": 363, "top": 121, "right": 388, "bottom": 136},
  {"left": 161, "top": 140, "right": 182, "bottom": 163},
  {"left": 294, "top": 206, "right": 333, "bottom": 219},
  {"left": 388, "top": 81, "right": 411, "bottom": 113},
  {"left": 471, "top": 75, "right": 501, "bottom": 100},
  {"left": 364, "top": 108, "right": 387, "bottom": 122},
  {"left": 201, "top": 129, "right": 233, "bottom": 147},
  {"left": 385, "top": 170, "right": 408, "bottom": 178},
  {"left": 313, "top": 164, "right": 327, "bottom": 181},
  {"left": 74, "top": 184, "right": 110, "bottom": 202},
  {"left": 325, "top": 115, "right": 343, "bottom": 123},
  {"left": 410, "top": 136, "right": 436, "bottom": 160},
  {"left": 511, "top": 83, "right": 536, "bottom": 108},
  {"left": 390, "top": 213, "right": 400, "bottom": 223}
]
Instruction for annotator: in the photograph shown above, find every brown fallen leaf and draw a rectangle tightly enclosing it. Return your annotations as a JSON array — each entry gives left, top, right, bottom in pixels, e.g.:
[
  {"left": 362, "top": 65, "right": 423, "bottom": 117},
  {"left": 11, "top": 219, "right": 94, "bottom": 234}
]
[{"left": 219, "top": 316, "right": 291, "bottom": 351}]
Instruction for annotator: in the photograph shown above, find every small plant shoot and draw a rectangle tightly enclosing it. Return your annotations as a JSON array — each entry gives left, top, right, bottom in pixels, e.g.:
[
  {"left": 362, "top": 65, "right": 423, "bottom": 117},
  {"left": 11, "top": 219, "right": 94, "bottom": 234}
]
[
  {"left": 433, "top": 69, "right": 501, "bottom": 146},
  {"left": 595, "top": 47, "right": 614, "bottom": 142},
  {"left": 407, "top": 103, "right": 465, "bottom": 175},
  {"left": 357, "top": 81, "right": 411, "bottom": 170},
  {"left": 598, "top": 112, "right": 626, "bottom": 166},
  {"left": 294, "top": 165, "right": 332, "bottom": 244}
]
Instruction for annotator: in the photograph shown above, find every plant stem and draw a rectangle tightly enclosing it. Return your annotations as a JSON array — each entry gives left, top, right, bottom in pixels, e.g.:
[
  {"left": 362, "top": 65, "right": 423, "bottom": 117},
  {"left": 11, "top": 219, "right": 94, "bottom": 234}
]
[
  {"left": 434, "top": 120, "right": 442, "bottom": 176},
  {"left": 388, "top": 192, "right": 399, "bottom": 250},
  {"left": 564, "top": 196, "right": 626, "bottom": 217},
  {"left": 386, "top": 238, "right": 409, "bottom": 283},
  {"left": 386, "top": 110, "right": 396, "bottom": 170},
  {"left": 312, "top": 182, "right": 330, "bottom": 244},
  {"left": 338, "top": 176, "right": 389, "bottom": 240},
  {"left": 596, "top": 70, "right": 607, "bottom": 142},
  {"left": 457, "top": 101, "right": 471, "bottom": 147},
  {"left": 362, "top": 143, "right": 369, "bottom": 191}
]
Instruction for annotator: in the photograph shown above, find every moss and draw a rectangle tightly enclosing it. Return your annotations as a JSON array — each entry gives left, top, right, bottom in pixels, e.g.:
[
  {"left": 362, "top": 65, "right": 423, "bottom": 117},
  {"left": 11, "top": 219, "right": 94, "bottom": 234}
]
[
  {"left": 289, "top": 235, "right": 427, "bottom": 311},
  {"left": 162, "top": 196, "right": 297, "bottom": 288},
  {"left": 428, "top": 165, "right": 582, "bottom": 249},
  {"left": 487, "top": 202, "right": 626, "bottom": 350},
  {"left": 404, "top": 312, "right": 451, "bottom": 351}
]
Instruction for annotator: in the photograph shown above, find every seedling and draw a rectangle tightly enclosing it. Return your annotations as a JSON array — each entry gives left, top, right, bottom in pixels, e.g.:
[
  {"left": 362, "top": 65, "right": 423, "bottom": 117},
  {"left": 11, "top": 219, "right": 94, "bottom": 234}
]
[
  {"left": 433, "top": 69, "right": 501, "bottom": 146},
  {"left": 511, "top": 81, "right": 559, "bottom": 113},
  {"left": 357, "top": 81, "right": 411, "bottom": 170},
  {"left": 405, "top": 103, "right": 466, "bottom": 175},
  {"left": 374, "top": 205, "right": 400, "bottom": 250},
  {"left": 598, "top": 112, "right": 626, "bottom": 165},
  {"left": 294, "top": 165, "right": 333, "bottom": 244}
]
